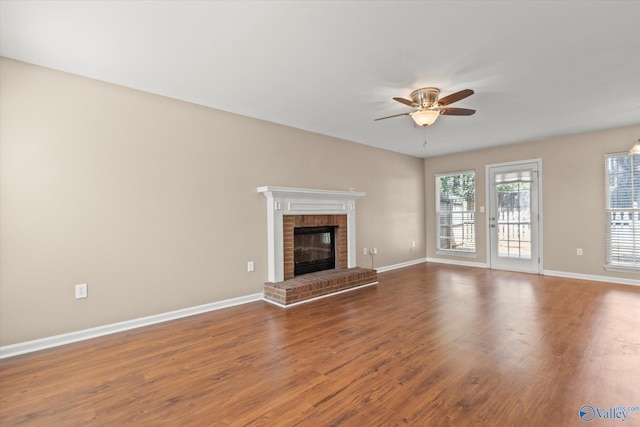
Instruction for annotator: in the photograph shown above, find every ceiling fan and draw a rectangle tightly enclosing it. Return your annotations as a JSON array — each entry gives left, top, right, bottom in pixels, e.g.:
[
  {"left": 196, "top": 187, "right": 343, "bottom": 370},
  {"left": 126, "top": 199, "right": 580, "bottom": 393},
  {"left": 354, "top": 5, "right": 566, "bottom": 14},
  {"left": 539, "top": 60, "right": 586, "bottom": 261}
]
[{"left": 375, "top": 87, "right": 475, "bottom": 127}]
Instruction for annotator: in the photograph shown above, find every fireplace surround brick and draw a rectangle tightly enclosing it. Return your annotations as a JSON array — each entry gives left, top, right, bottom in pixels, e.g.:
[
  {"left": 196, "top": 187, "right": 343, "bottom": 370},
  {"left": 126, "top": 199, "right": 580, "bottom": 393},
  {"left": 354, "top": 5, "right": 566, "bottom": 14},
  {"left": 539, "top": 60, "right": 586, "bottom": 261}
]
[{"left": 283, "top": 214, "right": 348, "bottom": 280}]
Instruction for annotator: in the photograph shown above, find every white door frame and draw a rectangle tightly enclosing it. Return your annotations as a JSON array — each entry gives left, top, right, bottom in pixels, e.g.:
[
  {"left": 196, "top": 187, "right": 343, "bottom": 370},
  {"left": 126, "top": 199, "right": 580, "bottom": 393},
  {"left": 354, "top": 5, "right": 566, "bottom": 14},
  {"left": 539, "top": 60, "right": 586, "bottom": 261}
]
[{"left": 485, "top": 159, "right": 543, "bottom": 273}]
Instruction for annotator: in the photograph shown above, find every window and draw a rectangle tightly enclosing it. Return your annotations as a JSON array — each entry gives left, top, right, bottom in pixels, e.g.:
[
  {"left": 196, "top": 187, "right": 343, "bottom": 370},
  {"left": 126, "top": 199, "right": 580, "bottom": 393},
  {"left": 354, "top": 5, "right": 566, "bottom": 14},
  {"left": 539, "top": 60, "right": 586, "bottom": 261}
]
[
  {"left": 494, "top": 170, "right": 532, "bottom": 260},
  {"left": 605, "top": 152, "right": 640, "bottom": 271},
  {"left": 436, "top": 171, "right": 476, "bottom": 254}
]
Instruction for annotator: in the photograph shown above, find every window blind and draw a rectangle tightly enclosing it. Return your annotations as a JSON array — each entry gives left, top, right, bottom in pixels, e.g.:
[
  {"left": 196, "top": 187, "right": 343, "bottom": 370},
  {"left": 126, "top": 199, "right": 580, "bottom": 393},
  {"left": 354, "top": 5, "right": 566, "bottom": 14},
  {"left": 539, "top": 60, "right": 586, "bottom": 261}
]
[{"left": 605, "top": 153, "right": 640, "bottom": 270}]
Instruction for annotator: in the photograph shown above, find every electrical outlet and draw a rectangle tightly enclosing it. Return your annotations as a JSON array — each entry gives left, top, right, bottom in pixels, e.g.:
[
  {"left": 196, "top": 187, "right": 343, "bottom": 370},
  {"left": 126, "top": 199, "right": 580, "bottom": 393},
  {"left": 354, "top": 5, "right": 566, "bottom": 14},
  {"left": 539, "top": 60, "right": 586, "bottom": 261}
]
[
  {"left": 247, "top": 261, "right": 255, "bottom": 272},
  {"left": 412, "top": 241, "right": 416, "bottom": 248},
  {"left": 363, "top": 248, "right": 368, "bottom": 255},
  {"left": 75, "top": 283, "right": 88, "bottom": 299},
  {"left": 373, "top": 247, "right": 378, "bottom": 255},
  {"left": 576, "top": 248, "right": 583, "bottom": 256}
]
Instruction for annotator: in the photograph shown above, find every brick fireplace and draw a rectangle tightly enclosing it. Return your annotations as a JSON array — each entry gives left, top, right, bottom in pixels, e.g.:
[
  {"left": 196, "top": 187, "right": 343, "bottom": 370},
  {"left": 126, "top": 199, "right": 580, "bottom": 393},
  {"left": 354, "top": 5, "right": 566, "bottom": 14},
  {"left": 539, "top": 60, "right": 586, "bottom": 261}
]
[{"left": 258, "top": 186, "right": 377, "bottom": 306}]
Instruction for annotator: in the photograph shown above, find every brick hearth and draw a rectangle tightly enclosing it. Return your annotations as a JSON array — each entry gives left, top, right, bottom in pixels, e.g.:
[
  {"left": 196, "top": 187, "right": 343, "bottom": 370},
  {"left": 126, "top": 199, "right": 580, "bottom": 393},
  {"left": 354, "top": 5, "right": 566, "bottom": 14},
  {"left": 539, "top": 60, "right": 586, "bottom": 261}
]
[{"left": 264, "top": 267, "right": 377, "bottom": 306}]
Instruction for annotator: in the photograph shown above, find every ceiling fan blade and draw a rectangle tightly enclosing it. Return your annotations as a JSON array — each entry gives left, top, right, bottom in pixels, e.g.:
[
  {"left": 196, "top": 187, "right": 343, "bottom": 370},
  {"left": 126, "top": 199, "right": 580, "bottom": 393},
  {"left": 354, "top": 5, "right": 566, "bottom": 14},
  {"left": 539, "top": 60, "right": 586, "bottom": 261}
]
[
  {"left": 374, "top": 112, "right": 411, "bottom": 121},
  {"left": 437, "top": 89, "right": 474, "bottom": 106},
  {"left": 393, "top": 97, "right": 416, "bottom": 107},
  {"left": 440, "top": 107, "right": 476, "bottom": 116}
]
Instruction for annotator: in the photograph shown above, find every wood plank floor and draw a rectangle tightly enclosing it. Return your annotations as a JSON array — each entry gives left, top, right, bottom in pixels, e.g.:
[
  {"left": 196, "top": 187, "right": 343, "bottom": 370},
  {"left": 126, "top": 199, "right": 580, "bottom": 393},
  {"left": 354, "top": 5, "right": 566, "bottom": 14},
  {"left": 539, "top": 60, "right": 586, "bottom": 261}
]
[{"left": 1, "top": 263, "right": 639, "bottom": 426}]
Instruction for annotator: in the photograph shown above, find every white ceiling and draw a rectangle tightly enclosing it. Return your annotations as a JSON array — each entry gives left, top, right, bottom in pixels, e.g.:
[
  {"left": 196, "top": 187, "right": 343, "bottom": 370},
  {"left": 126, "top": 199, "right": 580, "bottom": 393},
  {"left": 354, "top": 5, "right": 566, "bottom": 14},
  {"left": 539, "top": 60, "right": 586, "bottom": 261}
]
[{"left": 1, "top": 1, "right": 639, "bottom": 158}]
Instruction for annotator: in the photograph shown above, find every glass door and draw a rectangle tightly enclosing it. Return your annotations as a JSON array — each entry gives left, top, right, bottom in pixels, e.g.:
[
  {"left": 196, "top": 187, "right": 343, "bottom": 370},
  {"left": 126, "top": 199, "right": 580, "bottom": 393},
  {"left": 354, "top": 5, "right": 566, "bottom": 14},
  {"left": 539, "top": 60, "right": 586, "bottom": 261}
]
[{"left": 488, "top": 161, "right": 541, "bottom": 273}]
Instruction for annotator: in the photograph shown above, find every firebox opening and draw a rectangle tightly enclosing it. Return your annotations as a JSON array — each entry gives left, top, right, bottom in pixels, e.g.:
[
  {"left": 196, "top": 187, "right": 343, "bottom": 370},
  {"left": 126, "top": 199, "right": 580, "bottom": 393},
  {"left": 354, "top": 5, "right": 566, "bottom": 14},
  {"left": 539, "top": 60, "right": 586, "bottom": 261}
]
[{"left": 294, "top": 226, "right": 336, "bottom": 276}]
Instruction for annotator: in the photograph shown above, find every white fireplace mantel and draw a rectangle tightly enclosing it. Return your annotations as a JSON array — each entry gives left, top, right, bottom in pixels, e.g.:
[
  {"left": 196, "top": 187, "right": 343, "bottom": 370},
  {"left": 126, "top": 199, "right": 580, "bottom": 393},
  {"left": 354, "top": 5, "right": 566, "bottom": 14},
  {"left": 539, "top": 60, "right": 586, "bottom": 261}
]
[{"left": 257, "top": 186, "right": 365, "bottom": 283}]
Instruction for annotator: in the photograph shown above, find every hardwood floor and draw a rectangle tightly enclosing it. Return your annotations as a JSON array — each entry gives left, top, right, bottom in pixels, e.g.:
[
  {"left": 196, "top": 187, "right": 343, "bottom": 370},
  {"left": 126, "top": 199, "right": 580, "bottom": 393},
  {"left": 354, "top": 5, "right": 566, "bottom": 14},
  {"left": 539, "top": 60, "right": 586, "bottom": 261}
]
[{"left": 1, "top": 263, "right": 639, "bottom": 426}]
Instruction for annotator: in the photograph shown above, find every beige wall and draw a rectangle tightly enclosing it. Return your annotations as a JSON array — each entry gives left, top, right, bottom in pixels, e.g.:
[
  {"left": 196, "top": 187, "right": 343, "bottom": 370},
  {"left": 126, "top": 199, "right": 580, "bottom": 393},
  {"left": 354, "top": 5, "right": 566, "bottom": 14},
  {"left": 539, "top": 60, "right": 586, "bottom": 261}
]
[
  {"left": 425, "top": 124, "right": 640, "bottom": 281},
  {"left": 0, "top": 58, "right": 426, "bottom": 345}
]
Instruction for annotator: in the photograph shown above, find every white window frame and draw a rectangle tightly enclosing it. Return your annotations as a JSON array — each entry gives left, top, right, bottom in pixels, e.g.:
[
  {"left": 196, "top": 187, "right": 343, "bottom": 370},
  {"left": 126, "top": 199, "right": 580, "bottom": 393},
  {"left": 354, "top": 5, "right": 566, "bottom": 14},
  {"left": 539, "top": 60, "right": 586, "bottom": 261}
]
[
  {"left": 435, "top": 170, "right": 477, "bottom": 256},
  {"left": 605, "top": 152, "right": 640, "bottom": 272}
]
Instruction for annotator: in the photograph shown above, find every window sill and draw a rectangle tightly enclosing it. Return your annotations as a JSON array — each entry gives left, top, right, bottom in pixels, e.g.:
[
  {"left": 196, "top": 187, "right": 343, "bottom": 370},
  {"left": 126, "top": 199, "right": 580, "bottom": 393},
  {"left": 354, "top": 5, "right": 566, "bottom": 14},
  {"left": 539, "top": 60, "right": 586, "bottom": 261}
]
[
  {"left": 605, "top": 264, "right": 640, "bottom": 274},
  {"left": 436, "top": 250, "right": 477, "bottom": 258}
]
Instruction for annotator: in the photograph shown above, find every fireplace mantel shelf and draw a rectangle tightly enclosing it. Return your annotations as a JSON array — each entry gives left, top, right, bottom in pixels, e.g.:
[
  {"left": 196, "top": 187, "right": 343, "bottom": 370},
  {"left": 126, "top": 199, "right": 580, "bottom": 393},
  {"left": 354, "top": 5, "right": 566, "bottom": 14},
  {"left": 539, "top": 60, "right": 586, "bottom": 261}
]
[
  {"left": 258, "top": 186, "right": 365, "bottom": 283},
  {"left": 257, "top": 186, "right": 365, "bottom": 200}
]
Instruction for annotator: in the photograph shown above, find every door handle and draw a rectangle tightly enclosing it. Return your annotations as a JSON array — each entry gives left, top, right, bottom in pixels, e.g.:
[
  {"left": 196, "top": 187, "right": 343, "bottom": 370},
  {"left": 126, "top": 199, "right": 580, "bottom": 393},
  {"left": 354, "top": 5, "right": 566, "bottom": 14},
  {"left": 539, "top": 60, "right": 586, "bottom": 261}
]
[{"left": 490, "top": 224, "right": 496, "bottom": 228}]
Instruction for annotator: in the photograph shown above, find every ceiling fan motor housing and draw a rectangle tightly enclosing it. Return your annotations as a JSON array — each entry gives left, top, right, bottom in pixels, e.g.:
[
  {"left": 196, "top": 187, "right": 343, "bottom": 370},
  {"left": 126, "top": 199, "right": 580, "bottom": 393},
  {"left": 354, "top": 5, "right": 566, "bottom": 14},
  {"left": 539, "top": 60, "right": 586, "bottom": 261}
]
[{"left": 410, "top": 87, "right": 440, "bottom": 109}]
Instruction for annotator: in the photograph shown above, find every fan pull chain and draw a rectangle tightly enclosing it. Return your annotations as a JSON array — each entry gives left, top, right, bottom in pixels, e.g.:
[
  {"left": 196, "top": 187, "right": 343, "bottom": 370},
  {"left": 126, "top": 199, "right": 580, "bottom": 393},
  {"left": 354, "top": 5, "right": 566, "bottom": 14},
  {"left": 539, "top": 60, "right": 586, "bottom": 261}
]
[{"left": 423, "top": 127, "right": 428, "bottom": 151}]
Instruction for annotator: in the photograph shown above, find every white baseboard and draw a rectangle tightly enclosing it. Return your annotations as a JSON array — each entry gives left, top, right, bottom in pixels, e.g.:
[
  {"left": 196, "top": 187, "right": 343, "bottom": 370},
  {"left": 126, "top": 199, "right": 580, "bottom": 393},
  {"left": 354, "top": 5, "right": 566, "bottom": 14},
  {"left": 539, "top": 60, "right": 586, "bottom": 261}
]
[
  {"left": 375, "top": 258, "right": 427, "bottom": 273},
  {"left": 0, "top": 293, "right": 264, "bottom": 359},
  {"left": 263, "top": 281, "right": 379, "bottom": 308},
  {"left": 426, "top": 257, "right": 489, "bottom": 269},
  {"left": 423, "top": 260, "right": 637, "bottom": 287},
  {"left": 543, "top": 270, "right": 640, "bottom": 287}
]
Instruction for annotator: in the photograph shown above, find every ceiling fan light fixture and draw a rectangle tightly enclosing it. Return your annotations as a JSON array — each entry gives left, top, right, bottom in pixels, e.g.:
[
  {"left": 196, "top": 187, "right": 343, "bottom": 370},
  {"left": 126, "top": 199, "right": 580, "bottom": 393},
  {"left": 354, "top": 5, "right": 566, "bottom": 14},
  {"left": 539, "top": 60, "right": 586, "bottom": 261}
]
[
  {"left": 411, "top": 109, "right": 440, "bottom": 127},
  {"left": 630, "top": 139, "right": 640, "bottom": 155}
]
